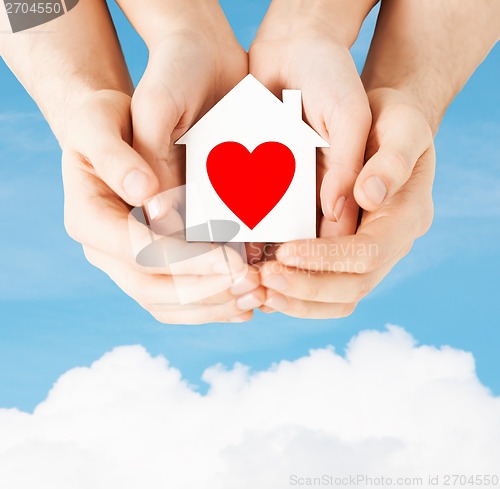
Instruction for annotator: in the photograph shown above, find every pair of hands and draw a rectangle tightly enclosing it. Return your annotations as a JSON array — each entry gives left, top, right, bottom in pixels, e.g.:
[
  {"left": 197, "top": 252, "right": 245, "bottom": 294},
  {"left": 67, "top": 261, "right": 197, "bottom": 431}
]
[{"left": 62, "top": 4, "right": 435, "bottom": 324}]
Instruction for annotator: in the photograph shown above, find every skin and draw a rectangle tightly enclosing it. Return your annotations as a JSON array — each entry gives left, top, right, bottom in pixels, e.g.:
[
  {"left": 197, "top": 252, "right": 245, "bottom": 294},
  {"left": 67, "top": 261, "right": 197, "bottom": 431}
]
[
  {"left": 260, "top": 88, "right": 436, "bottom": 318},
  {"left": 2, "top": 0, "right": 498, "bottom": 323},
  {"left": 1, "top": 0, "right": 265, "bottom": 325},
  {"left": 259, "top": 0, "right": 500, "bottom": 318},
  {"left": 248, "top": 0, "right": 377, "bottom": 258}
]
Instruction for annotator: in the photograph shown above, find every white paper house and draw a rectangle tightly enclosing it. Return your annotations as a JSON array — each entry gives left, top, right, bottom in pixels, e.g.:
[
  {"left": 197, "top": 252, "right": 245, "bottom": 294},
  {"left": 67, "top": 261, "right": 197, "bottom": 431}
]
[{"left": 176, "top": 74, "right": 329, "bottom": 243}]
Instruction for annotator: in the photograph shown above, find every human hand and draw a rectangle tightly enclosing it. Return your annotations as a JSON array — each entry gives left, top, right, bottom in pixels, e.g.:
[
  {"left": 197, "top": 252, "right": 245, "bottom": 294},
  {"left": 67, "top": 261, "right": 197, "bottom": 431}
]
[
  {"left": 62, "top": 90, "right": 265, "bottom": 324},
  {"left": 115, "top": 0, "right": 248, "bottom": 214},
  {"left": 248, "top": 0, "right": 374, "bottom": 262},
  {"left": 258, "top": 88, "right": 435, "bottom": 318}
]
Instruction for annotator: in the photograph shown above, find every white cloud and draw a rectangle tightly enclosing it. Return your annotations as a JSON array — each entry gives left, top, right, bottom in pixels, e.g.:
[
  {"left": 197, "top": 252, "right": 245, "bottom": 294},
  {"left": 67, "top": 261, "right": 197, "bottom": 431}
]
[{"left": 1, "top": 326, "right": 499, "bottom": 488}]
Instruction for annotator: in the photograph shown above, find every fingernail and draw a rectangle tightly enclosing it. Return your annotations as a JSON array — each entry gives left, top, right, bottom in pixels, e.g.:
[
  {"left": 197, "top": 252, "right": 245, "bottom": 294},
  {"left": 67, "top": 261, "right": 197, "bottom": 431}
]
[
  {"left": 261, "top": 273, "right": 288, "bottom": 292},
  {"left": 236, "top": 292, "right": 262, "bottom": 311},
  {"left": 265, "top": 293, "right": 288, "bottom": 311},
  {"left": 363, "top": 176, "right": 387, "bottom": 206},
  {"left": 123, "top": 170, "right": 150, "bottom": 202},
  {"left": 230, "top": 275, "right": 257, "bottom": 296},
  {"left": 146, "top": 196, "right": 161, "bottom": 221},
  {"left": 332, "top": 195, "right": 346, "bottom": 222}
]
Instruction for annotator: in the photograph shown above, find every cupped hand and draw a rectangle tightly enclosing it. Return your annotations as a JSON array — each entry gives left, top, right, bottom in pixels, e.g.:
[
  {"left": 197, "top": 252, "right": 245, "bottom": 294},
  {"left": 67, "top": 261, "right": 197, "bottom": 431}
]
[
  {"left": 130, "top": 7, "right": 249, "bottom": 211},
  {"left": 61, "top": 90, "right": 265, "bottom": 325},
  {"left": 249, "top": 5, "right": 372, "bottom": 258},
  {"left": 259, "top": 88, "right": 435, "bottom": 318}
]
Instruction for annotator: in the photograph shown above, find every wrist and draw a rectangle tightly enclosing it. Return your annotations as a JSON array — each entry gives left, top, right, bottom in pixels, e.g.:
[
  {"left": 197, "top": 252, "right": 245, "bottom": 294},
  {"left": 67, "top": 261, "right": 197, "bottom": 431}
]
[
  {"left": 0, "top": 52, "right": 131, "bottom": 144},
  {"left": 51, "top": 88, "right": 132, "bottom": 148},
  {"left": 361, "top": 0, "right": 500, "bottom": 136},
  {"left": 60, "top": 89, "right": 132, "bottom": 151},
  {"left": 2, "top": 0, "right": 133, "bottom": 144},
  {"left": 256, "top": 0, "right": 377, "bottom": 47},
  {"left": 362, "top": 72, "right": 448, "bottom": 135},
  {"left": 116, "top": 0, "right": 234, "bottom": 50},
  {"left": 365, "top": 86, "right": 438, "bottom": 137}
]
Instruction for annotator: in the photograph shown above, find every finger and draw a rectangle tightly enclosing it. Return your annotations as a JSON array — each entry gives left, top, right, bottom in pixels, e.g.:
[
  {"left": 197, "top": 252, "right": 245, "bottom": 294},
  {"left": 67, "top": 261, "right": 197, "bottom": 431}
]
[
  {"left": 251, "top": 42, "right": 370, "bottom": 236},
  {"left": 262, "top": 291, "right": 356, "bottom": 320},
  {"left": 63, "top": 152, "right": 246, "bottom": 276},
  {"left": 225, "top": 311, "right": 255, "bottom": 323},
  {"left": 84, "top": 247, "right": 261, "bottom": 307},
  {"left": 318, "top": 198, "right": 360, "bottom": 240},
  {"left": 276, "top": 148, "right": 436, "bottom": 273},
  {"left": 259, "top": 260, "right": 395, "bottom": 304},
  {"left": 262, "top": 243, "right": 416, "bottom": 319},
  {"left": 354, "top": 100, "right": 433, "bottom": 211},
  {"left": 151, "top": 286, "right": 266, "bottom": 325},
  {"left": 275, "top": 221, "right": 407, "bottom": 274},
  {"left": 131, "top": 73, "right": 183, "bottom": 168},
  {"left": 246, "top": 242, "right": 266, "bottom": 265},
  {"left": 68, "top": 91, "right": 159, "bottom": 207},
  {"left": 151, "top": 304, "right": 250, "bottom": 325},
  {"left": 260, "top": 243, "right": 281, "bottom": 262},
  {"left": 275, "top": 214, "right": 415, "bottom": 274},
  {"left": 259, "top": 305, "right": 276, "bottom": 314},
  {"left": 318, "top": 91, "right": 371, "bottom": 234},
  {"left": 310, "top": 53, "right": 371, "bottom": 233}
]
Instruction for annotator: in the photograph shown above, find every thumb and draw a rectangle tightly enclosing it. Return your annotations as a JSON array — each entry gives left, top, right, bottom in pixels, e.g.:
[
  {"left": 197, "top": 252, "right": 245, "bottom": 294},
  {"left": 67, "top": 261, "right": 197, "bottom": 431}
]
[
  {"left": 131, "top": 74, "right": 183, "bottom": 169},
  {"left": 318, "top": 93, "right": 371, "bottom": 236},
  {"left": 354, "top": 106, "right": 433, "bottom": 211},
  {"left": 88, "top": 137, "right": 160, "bottom": 209},
  {"left": 69, "top": 92, "right": 159, "bottom": 208}
]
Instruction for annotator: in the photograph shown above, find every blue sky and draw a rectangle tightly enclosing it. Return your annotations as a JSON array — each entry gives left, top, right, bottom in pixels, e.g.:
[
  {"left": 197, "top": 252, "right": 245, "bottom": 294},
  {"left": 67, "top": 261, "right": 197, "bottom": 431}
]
[{"left": 0, "top": 1, "right": 498, "bottom": 412}]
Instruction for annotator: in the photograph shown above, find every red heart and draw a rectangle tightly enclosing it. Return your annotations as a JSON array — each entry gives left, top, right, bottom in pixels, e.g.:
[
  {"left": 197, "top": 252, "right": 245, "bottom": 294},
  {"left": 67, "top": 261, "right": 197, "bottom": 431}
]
[{"left": 206, "top": 142, "right": 296, "bottom": 230}]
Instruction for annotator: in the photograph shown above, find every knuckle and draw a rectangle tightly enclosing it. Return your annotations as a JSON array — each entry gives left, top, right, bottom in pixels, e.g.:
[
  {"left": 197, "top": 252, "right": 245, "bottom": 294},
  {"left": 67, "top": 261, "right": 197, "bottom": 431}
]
[
  {"left": 98, "top": 145, "right": 119, "bottom": 172},
  {"left": 149, "top": 306, "right": 192, "bottom": 325},
  {"left": 340, "top": 303, "right": 357, "bottom": 318},
  {"left": 354, "top": 278, "right": 374, "bottom": 302},
  {"left": 418, "top": 201, "right": 435, "bottom": 236},
  {"left": 363, "top": 251, "right": 382, "bottom": 273},
  {"left": 205, "top": 291, "right": 233, "bottom": 305},
  {"left": 82, "top": 246, "right": 97, "bottom": 267},
  {"left": 387, "top": 151, "right": 412, "bottom": 184},
  {"left": 400, "top": 243, "right": 414, "bottom": 260},
  {"left": 357, "top": 101, "right": 373, "bottom": 129},
  {"left": 64, "top": 214, "right": 82, "bottom": 243},
  {"left": 150, "top": 311, "right": 173, "bottom": 325},
  {"left": 292, "top": 300, "right": 312, "bottom": 319},
  {"left": 301, "top": 274, "right": 321, "bottom": 301},
  {"left": 211, "top": 305, "right": 238, "bottom": 323},
  {"left": 135, "top": 289, "right": 153, "bottom": 309}
]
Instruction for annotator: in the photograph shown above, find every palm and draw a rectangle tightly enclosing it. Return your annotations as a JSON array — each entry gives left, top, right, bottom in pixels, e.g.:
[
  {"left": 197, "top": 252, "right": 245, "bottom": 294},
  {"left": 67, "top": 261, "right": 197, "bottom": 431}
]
[
  {"left": 131, "top": 33, "right": 248, "bottom": 197},
  {"left": 249, "top": 35, "right": 371, "bottom": 258}
]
